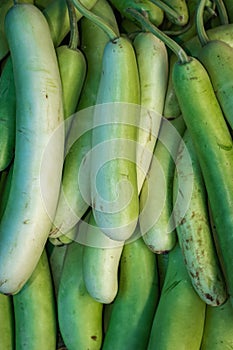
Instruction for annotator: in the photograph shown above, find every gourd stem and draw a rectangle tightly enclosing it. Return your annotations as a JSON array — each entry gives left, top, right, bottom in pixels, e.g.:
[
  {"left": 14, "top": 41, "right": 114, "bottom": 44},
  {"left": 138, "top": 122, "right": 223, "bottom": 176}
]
[
  {"left": 195, "top": 0, "right": 210, "bottom": 46},
  {"left": 214, "top": 0, "right": 229, "bottom": 25},
  {"left": 150, "top": 0, "right": 183, "bottom": 24},
  {"left": 71, "top": 0, "right": 118, "bottom": 41},
  {"left": 127, "top": 8, "right": 190, "bottom": 64},
  {"left": 67, "top": 0, "right": 79, "bottom": 49}
]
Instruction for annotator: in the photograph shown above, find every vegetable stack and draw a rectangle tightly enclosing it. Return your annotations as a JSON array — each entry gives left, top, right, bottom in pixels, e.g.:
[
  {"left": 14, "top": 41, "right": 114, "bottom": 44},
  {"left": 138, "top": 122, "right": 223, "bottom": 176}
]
[{"left": 1, "top": 0, "right": 233, "bottom": 349}]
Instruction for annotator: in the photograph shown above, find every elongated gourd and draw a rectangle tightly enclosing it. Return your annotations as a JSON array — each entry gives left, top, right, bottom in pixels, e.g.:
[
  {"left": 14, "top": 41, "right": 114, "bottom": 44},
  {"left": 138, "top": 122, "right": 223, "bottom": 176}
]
[
  {"left": 82, "top": 211, "right": 123, "bottom": 304},
  {"left": 13, "top": 249, "right": 57, "bottom": 350},
  {"left": 139, "top": 115, "right": 185, "bottom": 254},
  {"left": 148, "top": 243, "right": 206, "bottom": 349},
  {"left": 90, "top": 37, "right": 140, "bottom": 241},
  {"left": 133, "top": 31, "right": 168, "bottom": 193},
  {"left": 103, "top": 228, "right": 159, "bottom": 350},
  {"left": 70, "top": 1, "right": 140, "bottom": 241},
  {"left": 58, "top": 238, "right": 103, "bottom": 350},
  {"left": 0, "top": 3, "right": 64, "bottom": 294},
  {"left": 173, "top": 56, "right": 233, "bottom": 307},
  {"left": 173, "top": 128, "right": 227, "bottom": 306}
]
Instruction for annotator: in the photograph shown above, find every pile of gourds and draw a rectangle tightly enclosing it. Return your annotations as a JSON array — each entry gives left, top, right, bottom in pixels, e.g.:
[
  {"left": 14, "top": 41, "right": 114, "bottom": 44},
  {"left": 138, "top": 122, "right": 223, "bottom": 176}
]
[{"left": 1, "top": 0, "right": 233, "bottom": 348}]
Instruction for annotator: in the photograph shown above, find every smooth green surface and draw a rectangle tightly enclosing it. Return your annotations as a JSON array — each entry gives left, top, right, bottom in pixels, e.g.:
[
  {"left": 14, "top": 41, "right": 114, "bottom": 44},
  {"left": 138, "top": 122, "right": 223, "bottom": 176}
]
[
  {"left": 13, "top": 250, "right": 57, "bottom": 350},
  {"left": 58, "top": 240, "right": 103, "bottom": 350},
  {"left": 148, "top": 243, "right": 206, "bottom": 349},
  {"left": 103, "top": 230, "right": 159, "bottom": 350}
]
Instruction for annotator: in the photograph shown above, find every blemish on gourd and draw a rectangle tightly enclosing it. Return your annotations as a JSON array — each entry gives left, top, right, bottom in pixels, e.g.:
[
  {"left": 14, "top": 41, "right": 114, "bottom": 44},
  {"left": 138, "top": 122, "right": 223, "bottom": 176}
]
[
  {"left": 190, "top": 270, "right": 199, "bottom": 279},
  {"left": 205, "top": 293, "right": 214, "bottom": 302},
  {"left": 178, "top": 188, "right": 184, "bottom": 199},
  {"left": 120, "top": 172, "right": 129, "bottom": 179},
  {"left": 164, "top": 280, "right": 182, "bottom": 294},
  {"left": 0, "top": 280, "right": 8, "bottom": 289},
  {"left": 147, "top": 111, "right": 153, "bottom": 142},
  {"left": 217, "top": 143, "right": 232, "bottom": 151},
  {"left": 180, "top": 217, "right": 186, "bottom": 225}
]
